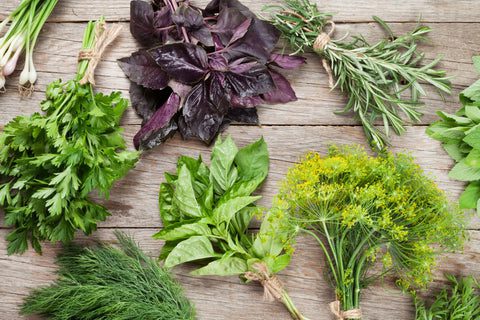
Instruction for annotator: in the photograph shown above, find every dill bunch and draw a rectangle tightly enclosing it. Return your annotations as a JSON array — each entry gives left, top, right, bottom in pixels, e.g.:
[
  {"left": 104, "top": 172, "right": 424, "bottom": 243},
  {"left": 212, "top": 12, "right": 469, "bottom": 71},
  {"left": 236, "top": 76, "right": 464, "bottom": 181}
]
[
  {"left": 414, "top": 275, "right": 480, "bottom": 320},
  {"left": 275, "top": 146, "right": 465, "bottom": 318},
  {"left": 21, "top": 231, "right": 195, "bottom": 320},
  {"left": 266, "top": 0, "right": 451, "bottom": 151}
]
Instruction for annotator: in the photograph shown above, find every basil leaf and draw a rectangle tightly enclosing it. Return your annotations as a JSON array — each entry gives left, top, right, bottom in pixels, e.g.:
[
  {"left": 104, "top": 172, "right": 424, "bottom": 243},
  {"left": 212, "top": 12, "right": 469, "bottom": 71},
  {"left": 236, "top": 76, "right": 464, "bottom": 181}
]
[
  {"left": 190, "top": 256, "right": 247, "bottom": 276},
  {"left": 153, "top": 221, "right": 210, "bottom": 241},
  {"left": 213, "top": 195, "right": 261, "bottom": 224},
  {"left": 449, "top": 159, "right": 480, "bottom": 181},
  {"left": 164, "top": 236, "right": 217, "bottom": 268},
  {"left": 271, "top": 254, "right": 292, "bottom": 274},
  {"left": 174, "top": 165, "right": 203, "bottom": 217},
  {"left": 459, "top": 182, "right": 480, "bottom": 210},
  {"left": 210, "top": 136, "right": 238, "bottom": 193},
  {"left": 234, "top": 136, "right": 269, "bottom": 181}
]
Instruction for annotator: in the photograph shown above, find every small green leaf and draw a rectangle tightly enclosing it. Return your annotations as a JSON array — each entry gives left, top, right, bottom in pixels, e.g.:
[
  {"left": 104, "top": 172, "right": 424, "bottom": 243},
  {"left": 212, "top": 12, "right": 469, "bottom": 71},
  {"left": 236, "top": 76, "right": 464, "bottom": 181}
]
[
  {"left": 210, "top": 136, "right": 238, "bottom": 193},
  {"left": 473, "top": 56, "right": 480, "bottom": 74},
  {"left": 459, "top": 182, "right": 480, "bottom": 210},
  {"left": 462, "top": 79, "right": 480, "bottom": 102},
  {"left": 213, "top": 196, "right": 261, "bottom": 224},
  {"left": 173, "top": 165, "right": 202, "bottom": 217},
  {"left": 153, "top": 222, "right": 210, "bottom": 241},
  {"left": 465, "top": 105, "right": 480, "bottom": 123},
  {"left": 464, "top": 126, "right": 480, "bottom": 149},
  {"left": 164, "top": 236, "right": 216, "bottom": 269},
  {"left": 271, "top": 254, "right": 292, "bottom": 274},
  {"left": 449, "top": 159, "right": 480, "bottom": 181},
  {"left": 191, "top": 256, "right": 247, "bottom": 276},
  {"left": 443, "top": 143, "right": 466, "bottom": 162},
  {"left": 234, "top": 137, "right": 269, "bottom": 181}
]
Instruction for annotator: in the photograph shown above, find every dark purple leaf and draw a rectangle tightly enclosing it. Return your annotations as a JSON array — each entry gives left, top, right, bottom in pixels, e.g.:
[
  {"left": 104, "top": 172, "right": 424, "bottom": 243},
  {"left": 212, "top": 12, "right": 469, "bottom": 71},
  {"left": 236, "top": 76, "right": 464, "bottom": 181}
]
[
  {"left": 211, "top": 8, "right": 250, "bottom": 46},
  {"left": 149, "top": 43, "right": 208, "bottom": 84},
  {"left": 226, "top": 63, "right": 274, "bottom": 97},
  {"left": 118, "top": 50, "right": 170, "bottom": 90},
  {"left": 191, "top": 28, "right": 214, "bottom": 47},
  {"left": 262, "top": 69, "right": 297, "bottom": 104},
  {"left": 130, "top": 0, "right": 172, "bottom": 45},
  {"left": 269, "top": 53, "right": 306, "bottom": 69},
  {"left": 133, "top": 93, "right": 180, "bottom": 150},
  {"left": 219, "top": 107, "right": 259, "bottom": 132},
  {"left": 169, "top": 79, "right": 192, "bottom": 99},
  {"left": 208, "top": 54, "right": 229, "bottom": 72},
  {"left": 204, "top": 0, "right": 254, "bottom": 18},
  {"left": 209, "top": 73, "right": 231, "bottom": 114},
  {"left": 231, "top": 94, "right": 264, "bottom": 108},
  {"left": 180, "top": 83, "right": 225, "bottom": 143},
  {"left": 171, "top": 5, "right": 213, "bottom": 45},
  {"left": 129, "top": 82, "right": 173, "bottom": 121}
]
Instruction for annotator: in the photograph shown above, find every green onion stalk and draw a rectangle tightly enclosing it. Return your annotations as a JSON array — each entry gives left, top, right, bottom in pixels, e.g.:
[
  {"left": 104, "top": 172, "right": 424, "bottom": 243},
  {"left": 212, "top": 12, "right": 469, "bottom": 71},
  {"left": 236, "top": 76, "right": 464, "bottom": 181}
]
[
  {"left": 275, "top": 146, "right": 466, "bottom": 319},
  {"left": 265, "top": 0, "right": 451, "bottom": 152},
  {"left": 0, "top": 0, "right": 58, "bottom": 95}
]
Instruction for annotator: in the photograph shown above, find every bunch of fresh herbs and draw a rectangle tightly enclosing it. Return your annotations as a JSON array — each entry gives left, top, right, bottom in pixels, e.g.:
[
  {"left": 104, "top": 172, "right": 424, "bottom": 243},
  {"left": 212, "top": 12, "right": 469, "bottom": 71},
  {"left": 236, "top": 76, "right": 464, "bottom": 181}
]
[
  {"left": 275, "top": 146, "right": 465, "bottom": 318},
  {"left": 414, "top": 275, "right": 480, "bottom": 320},
  {"left": 266, "top": 0, "right": 451, "bottom": 151},
  {"left": 119, "top": 0, "right": 305, "bottom": 150},
  {"left": 22, "top": 231, "right": 196, "bottom": 320},
  {"left": 427, "top": 56, "right": 480, "bottom": 214},
  {"left": 0, "top": 19, "right": 139, "bottom": 255},
  {"left": 0, "top": 0, "right": 59, "bottom": 95},
  {"left": 154, "top": 136, "right": 307, "bottom": 320}
]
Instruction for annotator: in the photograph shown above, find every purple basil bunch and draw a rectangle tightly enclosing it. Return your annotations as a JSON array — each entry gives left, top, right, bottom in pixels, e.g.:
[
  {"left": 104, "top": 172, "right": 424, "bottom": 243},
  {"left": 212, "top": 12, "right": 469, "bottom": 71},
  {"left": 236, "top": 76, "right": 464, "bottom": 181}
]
[{"left": 119, "top": 0, "right": 304, "bottom": 150}]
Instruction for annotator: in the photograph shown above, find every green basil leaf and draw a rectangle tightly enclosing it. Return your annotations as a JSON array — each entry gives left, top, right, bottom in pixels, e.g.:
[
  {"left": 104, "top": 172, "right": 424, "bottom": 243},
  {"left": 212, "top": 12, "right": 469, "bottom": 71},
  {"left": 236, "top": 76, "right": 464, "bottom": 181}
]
[
  {"left": 234, "top": 137, "right": 269, "bottom": 181},
  {"left": 153, "top": 221, "right": 210, "bottom": 241},
  {"left": 271, "top": 254, "right": 292, "bottom": 274},
  {"left": 190, "top": 256, "right": 247, "bottom": 276},
  {"left": 174, "top": 165, "right": 202, "bottom": 217},
  {"left": 164, "top": 236, "right": 216, "bottom": 268},
  {"left": 443, "top": 143, "right": 467, "bottom": 162},
  {"left": 473, "top": 56, "right": 480, "bottom": 74},
  {"left": 436, "top": 111, "right": 472, "bottom": 125},
  {"left": 449, "top": 159, "right": 480, "bottom": 181},
  {"left": 210, "top": 136, "right": 238, "bottom": 193},
  {"left": 464, "top": 126, "right": 480, "bottom": 149},
  {"left": 459, "top": 182, "right": 480, "bottom": 209},
  {"left": 464, "top": 149, "right": 480, "bottom": 168},
  {"left": 213, "top": 196, "right": 261, "bottom": 224},
  {"left": 159, "top": 182, "right": 176, "bottom": 226},
  {"left": 223, "top": 176, "right": 266, "bottom": 200},
  {"left": 465, "top": 105, "right": 480, "bottom": 123},
  {"left": 462, "top": 79, "right": 480, "bottom": 102}
]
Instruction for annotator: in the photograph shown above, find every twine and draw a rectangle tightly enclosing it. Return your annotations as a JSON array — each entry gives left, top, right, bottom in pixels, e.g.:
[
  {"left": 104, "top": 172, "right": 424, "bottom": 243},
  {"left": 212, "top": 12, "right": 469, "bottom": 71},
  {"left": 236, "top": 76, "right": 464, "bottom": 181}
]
[
  {"left": 244, "top": 263, "right": 285, "bottom": 302},
  {"left": 78, "top": 21, "right": 122, "bottom": 85},
  {"left": 329, "top": 301, "right": 362, "bottom": 320},
  {"left": 313, "top": 20, "right": 336, "bottom": 89}
]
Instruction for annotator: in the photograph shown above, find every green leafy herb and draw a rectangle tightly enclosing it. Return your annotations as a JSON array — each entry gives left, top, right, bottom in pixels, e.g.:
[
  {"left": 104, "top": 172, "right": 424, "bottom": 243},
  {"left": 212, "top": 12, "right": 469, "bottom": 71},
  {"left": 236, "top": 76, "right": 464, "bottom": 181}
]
[
  {"left": 21, "top": 231, "right": 195, "bottom": 320},
  {"left": 266, "top": 0, "right": 451, "bottom": 151},
  {"left": 414, "top": 275, "right": 480, "bottom": 320},
  {"left": 155, "top": 136, "right": 307, "bottom": 320},
  {"left": 427, "top": 56, "right": 480, "bottom": 214},
  {"left": 275, "top": 146, "right": 465, "bottom": 317},
  {"left": 0, "top": 19, "right": 139, "bottom": 255}
]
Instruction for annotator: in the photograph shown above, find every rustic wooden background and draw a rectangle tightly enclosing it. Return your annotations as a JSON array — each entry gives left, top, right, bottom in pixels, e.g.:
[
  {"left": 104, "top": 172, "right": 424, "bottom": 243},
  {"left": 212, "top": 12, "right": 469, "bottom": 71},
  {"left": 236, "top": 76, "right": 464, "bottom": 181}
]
[{"left": 1, "top": 0, "right": 480, "bottom": 319}]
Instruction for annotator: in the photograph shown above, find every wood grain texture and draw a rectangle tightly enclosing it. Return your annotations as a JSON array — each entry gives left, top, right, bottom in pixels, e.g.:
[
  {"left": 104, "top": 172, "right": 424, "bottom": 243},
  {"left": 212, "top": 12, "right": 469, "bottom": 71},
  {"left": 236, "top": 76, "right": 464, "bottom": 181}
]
[
  {"left": 1, "top": 0, "right": 480, "bottom": 319},
  {"left": 2, "top": 0, "right": 480, "bottom": 22}
]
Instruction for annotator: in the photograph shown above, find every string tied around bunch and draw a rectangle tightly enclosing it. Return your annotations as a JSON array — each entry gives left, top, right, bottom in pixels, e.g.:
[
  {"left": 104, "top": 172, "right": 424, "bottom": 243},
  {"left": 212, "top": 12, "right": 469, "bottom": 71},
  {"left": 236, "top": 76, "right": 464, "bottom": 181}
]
[
  {"left": 313, "top": 20, "right": 336, "bottom": 89},
  {"left": 329, "top": 300, "right": 362, "bottom": 320},
  {"left": 78, "top": 21, "right": 122, "bottom": 86},
  {"left": 244, "top": 262, "right": 285, "bottom": 302}
]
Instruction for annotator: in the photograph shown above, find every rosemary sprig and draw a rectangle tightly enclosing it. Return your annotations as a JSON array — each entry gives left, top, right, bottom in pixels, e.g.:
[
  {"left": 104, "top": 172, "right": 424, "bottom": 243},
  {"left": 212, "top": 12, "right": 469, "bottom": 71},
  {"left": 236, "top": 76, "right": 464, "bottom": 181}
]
[{"left": 266, "top": 0, "right": 451, "bottom": 151}]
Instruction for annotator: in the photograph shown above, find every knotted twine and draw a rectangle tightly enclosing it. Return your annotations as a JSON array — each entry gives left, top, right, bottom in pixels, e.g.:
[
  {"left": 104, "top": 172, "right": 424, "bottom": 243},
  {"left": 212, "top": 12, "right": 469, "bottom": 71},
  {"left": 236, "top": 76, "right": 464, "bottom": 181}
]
[
  {"left": 244, "top": 262, "right": 285, "bottom": 302},
  {"left": 329, "top": 300, "right": 362, "bottom": 320},
  {"left": 78, "top": 21, "right": 122, "bottom": 86},
  {"left": 312, "top": 20, "right": 336, "bottom": 89}
]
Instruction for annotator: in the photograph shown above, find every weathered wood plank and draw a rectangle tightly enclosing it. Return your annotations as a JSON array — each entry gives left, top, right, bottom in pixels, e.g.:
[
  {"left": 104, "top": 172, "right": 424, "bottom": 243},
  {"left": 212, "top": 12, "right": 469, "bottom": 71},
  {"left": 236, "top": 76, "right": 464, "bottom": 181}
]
[
  {"left": 2, "top": 0, "right": 480, "bottom": 23},
  {"left": 1, "top": 125, "right": 478, "bottom": 230},
  {"left": 1, "top": 228, "right": 479, "bottom": 320},
  {"left": 1, "top": 22, "right": 479, "bottom": 128}
]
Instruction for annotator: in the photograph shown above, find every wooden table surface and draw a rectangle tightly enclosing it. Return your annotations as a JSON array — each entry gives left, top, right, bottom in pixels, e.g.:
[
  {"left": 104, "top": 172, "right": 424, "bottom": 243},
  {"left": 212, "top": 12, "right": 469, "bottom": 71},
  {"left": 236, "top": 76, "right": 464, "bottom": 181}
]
[{"left": 1, "top": 0, "right": 480, "bottom": 319}]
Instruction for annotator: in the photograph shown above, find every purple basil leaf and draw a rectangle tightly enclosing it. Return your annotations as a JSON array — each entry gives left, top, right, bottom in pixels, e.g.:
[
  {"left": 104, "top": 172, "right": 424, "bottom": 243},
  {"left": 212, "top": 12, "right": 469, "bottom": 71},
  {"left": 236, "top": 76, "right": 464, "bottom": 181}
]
[
  {"left": 118, "top": 50, "right": 170, "bottom": 90},
  {"left": 129, "top": 82, "right": 173, "bottom": 121},
  {"left": 219, "top": 107, "right": 259, "bottom": 132},
  {"left": 130, "top": 0, "right": 171, "bottom": 45},
  {"left": 149, "top": 43, "right": 208, "bottom": 84},
  {"left": 269, "top": 53, "right": 306, "bottom": 69},
  {"left": 169, "top": 79, "right": 192, "bottom": 99},
  {"left": 226, "top": 63, "right": 274, "bottom": 97},
  {"left": 204, "top": 0, "right": 254, "bottom": 18},
  {"left": 211, "top": 7, "right": 250, "bottom": 46},
  {"left": 231, "top": 94, "right": 264, "bottom": 108},
  {"left": 181, "top": 83, "right": 225, "bottom": 143},
  {"left": 191, "top": 27, "right": 214, "bottom": 46},
  {"left": 209, "top": 73, "right": 231, "bottom": 114},
  {"left": 262, "top": 69, "right": 297, "bottom": 104},
  {"left": 172, "top": 5, "right": 203, "bottom": 29},
  {"left": 134, "top": 93, "right": 180, "bottom": 150}
]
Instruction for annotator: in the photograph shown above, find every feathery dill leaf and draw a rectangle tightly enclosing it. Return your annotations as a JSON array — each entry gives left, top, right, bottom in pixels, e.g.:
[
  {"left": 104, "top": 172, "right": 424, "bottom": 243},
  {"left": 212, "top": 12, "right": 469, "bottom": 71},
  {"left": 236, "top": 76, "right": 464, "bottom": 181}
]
[
  {"left": 21, "top": 231, "right": 195, "bottom": 320},
  {"left": 414, "top": 275, "right": 480, "bottom": 320},
  {"left": 266, "top": 0, "right": 451, "bottom": 151}
]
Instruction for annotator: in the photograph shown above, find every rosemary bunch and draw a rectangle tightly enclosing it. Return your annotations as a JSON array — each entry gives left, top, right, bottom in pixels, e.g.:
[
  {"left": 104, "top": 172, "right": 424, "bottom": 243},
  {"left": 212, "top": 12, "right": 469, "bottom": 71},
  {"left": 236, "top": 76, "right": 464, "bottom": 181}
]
[{"left": 266, "top": 0, "right": 451, "bottom": 151}]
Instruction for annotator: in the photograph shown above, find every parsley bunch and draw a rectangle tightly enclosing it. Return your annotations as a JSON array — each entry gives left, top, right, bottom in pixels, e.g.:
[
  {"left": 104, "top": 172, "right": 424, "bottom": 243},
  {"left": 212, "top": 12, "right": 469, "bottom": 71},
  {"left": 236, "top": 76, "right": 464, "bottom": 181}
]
[
  {"left": 266, "top": 0, "right": 451, "bottom": 151},
  {"left": 155, "top": 136, "right": 306, "bottom": 320},
  {"left": 0, "top": 19, "right": 139, "bottom": 255},
  {"left": 22, "top": 231, "right": 195, "bottom": 320},
  {"left": 275, "top": 146, "right": 465, "bottom": 317}
]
